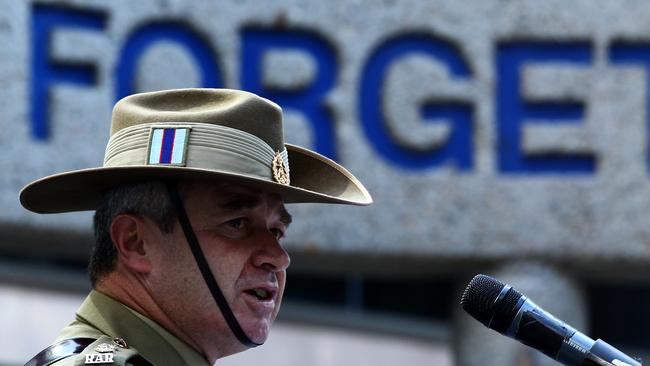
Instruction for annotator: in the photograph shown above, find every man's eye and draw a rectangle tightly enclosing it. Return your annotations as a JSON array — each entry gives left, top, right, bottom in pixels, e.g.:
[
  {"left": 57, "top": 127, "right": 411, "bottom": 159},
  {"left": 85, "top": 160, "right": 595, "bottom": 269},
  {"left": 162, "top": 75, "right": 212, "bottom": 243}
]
[{"left": 227, "top": 218, "right": 248, "bottom": 230}]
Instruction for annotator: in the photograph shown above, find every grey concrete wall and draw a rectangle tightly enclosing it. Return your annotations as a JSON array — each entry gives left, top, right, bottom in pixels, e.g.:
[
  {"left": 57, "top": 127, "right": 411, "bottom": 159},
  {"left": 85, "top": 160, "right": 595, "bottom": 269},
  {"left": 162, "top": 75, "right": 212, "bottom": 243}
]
[{"left": 2, "top": 0, "right": 650, "bottom": 272}]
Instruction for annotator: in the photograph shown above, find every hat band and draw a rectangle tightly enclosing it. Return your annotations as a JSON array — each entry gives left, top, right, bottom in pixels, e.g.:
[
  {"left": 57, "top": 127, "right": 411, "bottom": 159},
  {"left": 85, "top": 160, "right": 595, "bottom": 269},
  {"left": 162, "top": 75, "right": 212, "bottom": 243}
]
[{"left": 103, "top": 122, "right": 290, "bottom": 183}]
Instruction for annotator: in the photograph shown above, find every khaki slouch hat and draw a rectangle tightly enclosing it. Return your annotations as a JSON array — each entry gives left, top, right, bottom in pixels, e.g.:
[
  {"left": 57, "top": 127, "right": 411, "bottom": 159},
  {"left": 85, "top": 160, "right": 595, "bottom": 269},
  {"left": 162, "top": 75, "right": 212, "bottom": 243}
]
[{"left": 20, "top": 88, "right": 372, "bottom": 213}]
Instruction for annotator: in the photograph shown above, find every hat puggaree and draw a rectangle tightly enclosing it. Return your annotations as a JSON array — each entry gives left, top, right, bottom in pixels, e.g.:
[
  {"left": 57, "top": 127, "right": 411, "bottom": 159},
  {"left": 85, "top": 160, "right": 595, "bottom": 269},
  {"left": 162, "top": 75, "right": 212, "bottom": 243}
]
[{"left": 20, "top": 88, "right": 372, "bottom": 213}]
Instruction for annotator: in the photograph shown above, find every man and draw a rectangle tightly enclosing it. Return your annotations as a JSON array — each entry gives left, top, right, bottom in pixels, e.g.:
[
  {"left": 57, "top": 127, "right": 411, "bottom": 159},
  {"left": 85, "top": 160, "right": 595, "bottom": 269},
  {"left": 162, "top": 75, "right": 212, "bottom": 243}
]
[{"left": 21, "top": 88, "right": 372, "bottom": 366}]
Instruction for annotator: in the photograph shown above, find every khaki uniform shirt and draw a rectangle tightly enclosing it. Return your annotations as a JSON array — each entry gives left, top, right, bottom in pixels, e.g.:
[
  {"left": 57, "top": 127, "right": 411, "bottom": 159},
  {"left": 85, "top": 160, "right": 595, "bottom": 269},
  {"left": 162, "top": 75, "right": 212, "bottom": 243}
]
[{"left": 48, "top": 290, "right": 209, "bottom": 366}]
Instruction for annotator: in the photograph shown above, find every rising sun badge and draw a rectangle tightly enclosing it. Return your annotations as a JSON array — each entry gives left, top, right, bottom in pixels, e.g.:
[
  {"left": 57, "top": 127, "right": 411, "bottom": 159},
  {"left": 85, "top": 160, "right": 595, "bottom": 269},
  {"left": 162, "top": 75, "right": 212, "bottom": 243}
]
[{"left": 272, "top": 151, "right": 290, "bottom": 185}]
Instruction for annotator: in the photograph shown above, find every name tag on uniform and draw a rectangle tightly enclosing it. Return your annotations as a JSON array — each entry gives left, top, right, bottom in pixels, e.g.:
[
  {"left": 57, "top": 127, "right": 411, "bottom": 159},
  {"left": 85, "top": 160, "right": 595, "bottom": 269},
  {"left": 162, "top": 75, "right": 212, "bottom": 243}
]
[{"left": 85, "top": 353, "right": 114, "bottom": 364}]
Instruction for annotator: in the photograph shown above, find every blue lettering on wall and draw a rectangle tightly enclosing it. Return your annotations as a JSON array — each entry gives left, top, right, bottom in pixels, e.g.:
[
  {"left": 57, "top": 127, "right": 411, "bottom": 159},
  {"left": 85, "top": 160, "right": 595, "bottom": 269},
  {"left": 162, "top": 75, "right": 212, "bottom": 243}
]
[
  {"left": 359, "top": 34, "right": 473, "bottom": 170},
  {"left": 241, "top": 29, "right": 337, "bottom": 159},
  {"left": 31, "top": 5, "right": 107, "bottom": 140},
  {"left": 115, "top": 22, "right": 222, "bottom": 101},
  {"left": 497, "top": 42, "right": 595, "bottom": 174},
  {"left": 30, "top": 5, "right": 608, "bottom": 176},
  {"left": 609, "top": 43, "right": 650, "bottom": 173}
]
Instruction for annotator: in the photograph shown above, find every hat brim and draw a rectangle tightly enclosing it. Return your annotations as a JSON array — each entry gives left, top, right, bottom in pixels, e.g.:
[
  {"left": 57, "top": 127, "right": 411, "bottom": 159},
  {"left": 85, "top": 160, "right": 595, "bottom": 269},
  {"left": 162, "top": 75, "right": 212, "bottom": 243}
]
[{"left": 20, "top": 144, "right": 372, "bottom": 214}]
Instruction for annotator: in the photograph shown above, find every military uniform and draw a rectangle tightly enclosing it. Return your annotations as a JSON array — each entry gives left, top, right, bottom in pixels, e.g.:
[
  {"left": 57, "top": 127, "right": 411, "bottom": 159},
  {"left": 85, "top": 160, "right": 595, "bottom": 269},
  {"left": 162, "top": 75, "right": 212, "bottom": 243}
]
[
  {"left": 20, "top": 89, "right": 372, "bottom": 365},
  {"left": 26, "top": 291, "right": 208, "bottom": 366}
]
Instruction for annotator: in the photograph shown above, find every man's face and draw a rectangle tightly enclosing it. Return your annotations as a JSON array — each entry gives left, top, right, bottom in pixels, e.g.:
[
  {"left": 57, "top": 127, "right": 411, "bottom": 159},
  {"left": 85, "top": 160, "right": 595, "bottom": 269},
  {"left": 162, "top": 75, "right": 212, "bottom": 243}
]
[{"left": 144, "top": 181, "right": 291, "bottom": 357}]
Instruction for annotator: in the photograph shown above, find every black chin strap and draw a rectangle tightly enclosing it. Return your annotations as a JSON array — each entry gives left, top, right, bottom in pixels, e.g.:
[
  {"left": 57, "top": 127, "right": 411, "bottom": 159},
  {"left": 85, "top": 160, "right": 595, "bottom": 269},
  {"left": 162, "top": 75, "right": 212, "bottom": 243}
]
[{"left": 165, "top": 181, "right": 261, "bottom": 348}]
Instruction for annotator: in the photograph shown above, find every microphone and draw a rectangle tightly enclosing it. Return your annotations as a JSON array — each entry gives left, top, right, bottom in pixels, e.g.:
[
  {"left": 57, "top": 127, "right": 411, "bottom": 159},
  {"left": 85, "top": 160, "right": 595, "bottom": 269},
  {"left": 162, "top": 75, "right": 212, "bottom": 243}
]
[{"left": 460, "top": 274, "right": 642, "bottom": 366}]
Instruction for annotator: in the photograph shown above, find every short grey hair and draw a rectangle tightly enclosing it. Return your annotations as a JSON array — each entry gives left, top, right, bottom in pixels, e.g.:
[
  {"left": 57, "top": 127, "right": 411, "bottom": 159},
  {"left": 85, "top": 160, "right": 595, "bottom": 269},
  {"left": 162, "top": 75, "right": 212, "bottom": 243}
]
[{"left": 89, "top": 181, "right": 177, "bottom": 287}]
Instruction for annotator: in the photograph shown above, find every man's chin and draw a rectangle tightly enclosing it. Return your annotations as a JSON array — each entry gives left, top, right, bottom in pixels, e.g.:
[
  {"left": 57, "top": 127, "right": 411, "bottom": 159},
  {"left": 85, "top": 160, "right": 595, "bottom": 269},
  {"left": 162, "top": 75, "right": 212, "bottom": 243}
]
[
  {"left": 213, "top": 321, "right": 270, "bottom": 360},
  {"left": 242, "top": 319, "right": 272, "bottom": 344}
]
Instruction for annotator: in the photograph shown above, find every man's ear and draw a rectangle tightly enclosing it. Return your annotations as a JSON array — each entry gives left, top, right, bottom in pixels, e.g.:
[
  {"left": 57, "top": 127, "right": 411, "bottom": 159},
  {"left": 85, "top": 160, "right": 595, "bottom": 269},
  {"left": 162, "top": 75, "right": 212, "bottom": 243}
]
[{"left": 109, "top": 214, "right": 153, "bottom": 274}]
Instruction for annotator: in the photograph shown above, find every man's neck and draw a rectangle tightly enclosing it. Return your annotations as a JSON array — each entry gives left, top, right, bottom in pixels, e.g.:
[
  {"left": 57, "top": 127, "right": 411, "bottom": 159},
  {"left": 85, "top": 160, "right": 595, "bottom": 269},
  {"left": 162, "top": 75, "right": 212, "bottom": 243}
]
[{"left": 95, "top": 272, "right": 214, "bottom": 362}]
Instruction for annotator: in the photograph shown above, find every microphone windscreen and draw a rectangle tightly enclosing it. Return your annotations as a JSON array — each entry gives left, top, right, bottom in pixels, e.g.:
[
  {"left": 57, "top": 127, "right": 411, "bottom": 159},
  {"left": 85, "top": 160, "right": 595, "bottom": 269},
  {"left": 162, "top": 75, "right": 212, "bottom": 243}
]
[{"left": 461, "top": 274, "right": 523, "bottom": 332}]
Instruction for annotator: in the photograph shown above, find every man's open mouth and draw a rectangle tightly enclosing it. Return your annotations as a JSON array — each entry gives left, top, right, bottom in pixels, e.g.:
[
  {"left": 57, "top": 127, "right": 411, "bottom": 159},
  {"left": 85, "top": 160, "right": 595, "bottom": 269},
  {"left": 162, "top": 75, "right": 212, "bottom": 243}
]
[{"left": 245, "top": 288, "right": 274, "bottom": 301}]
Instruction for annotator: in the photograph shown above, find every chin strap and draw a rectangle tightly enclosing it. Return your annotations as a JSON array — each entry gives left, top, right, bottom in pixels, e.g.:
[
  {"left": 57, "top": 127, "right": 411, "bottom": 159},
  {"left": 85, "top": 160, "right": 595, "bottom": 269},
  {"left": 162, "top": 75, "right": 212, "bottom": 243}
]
[{"left": 165, "top": 181, "right": 261, "bottom": 348}]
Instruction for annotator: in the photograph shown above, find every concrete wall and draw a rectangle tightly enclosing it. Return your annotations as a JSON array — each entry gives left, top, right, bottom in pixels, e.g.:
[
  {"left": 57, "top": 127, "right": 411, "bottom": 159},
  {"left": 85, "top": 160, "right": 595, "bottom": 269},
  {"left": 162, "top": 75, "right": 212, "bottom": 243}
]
[{"left": 4, "top": 1, "right": 650, "bottom": 271}]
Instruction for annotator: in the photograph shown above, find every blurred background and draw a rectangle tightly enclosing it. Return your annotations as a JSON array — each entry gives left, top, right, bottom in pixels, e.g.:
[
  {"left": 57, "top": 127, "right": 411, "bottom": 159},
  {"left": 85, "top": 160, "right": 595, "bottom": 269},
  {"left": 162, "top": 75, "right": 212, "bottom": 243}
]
[{"left": 2, "top": 0, "right": 650, "bottom": 365}]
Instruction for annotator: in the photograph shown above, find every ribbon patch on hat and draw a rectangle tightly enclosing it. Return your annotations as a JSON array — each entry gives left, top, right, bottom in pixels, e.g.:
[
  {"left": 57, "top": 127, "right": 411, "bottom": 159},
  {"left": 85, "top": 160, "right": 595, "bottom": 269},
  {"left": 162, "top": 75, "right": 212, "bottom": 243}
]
[{"left": 147, "top": 127, "right": 190, "bottom": 166}]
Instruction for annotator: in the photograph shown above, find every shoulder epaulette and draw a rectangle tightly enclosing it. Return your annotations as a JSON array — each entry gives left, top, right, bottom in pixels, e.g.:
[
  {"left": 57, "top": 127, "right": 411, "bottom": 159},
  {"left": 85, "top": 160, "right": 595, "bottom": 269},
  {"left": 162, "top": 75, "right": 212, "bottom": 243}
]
[{"left": 25, "top": 338, "right": 95, "bottom": 366}]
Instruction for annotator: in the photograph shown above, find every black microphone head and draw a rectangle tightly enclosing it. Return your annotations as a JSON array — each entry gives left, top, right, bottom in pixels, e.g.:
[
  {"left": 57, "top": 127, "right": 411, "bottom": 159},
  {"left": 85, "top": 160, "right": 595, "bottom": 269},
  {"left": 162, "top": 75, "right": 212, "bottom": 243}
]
[
  {"left": 460, "top": 274, "right": 506, "bottom": 325},
  {"left": 460, "top": 274, "right": 523, "bottom": 332}
]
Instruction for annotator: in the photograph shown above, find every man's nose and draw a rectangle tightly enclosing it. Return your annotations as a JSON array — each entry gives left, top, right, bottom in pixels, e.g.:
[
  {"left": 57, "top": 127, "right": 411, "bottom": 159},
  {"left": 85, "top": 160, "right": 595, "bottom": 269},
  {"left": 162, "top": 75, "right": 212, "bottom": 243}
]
[{"left": 252, "top": 229, "right": 291, "bottom": 272}]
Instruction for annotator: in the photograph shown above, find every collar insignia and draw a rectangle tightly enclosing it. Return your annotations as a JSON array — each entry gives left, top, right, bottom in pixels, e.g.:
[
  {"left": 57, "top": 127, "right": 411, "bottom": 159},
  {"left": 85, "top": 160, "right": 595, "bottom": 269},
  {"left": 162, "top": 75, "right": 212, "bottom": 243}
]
[
  {"left": 94, "top": 343, "right": 118, "bottom": 353},
  {"left": 85, "top": 353, "right": 114, "bottom": 364}
]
